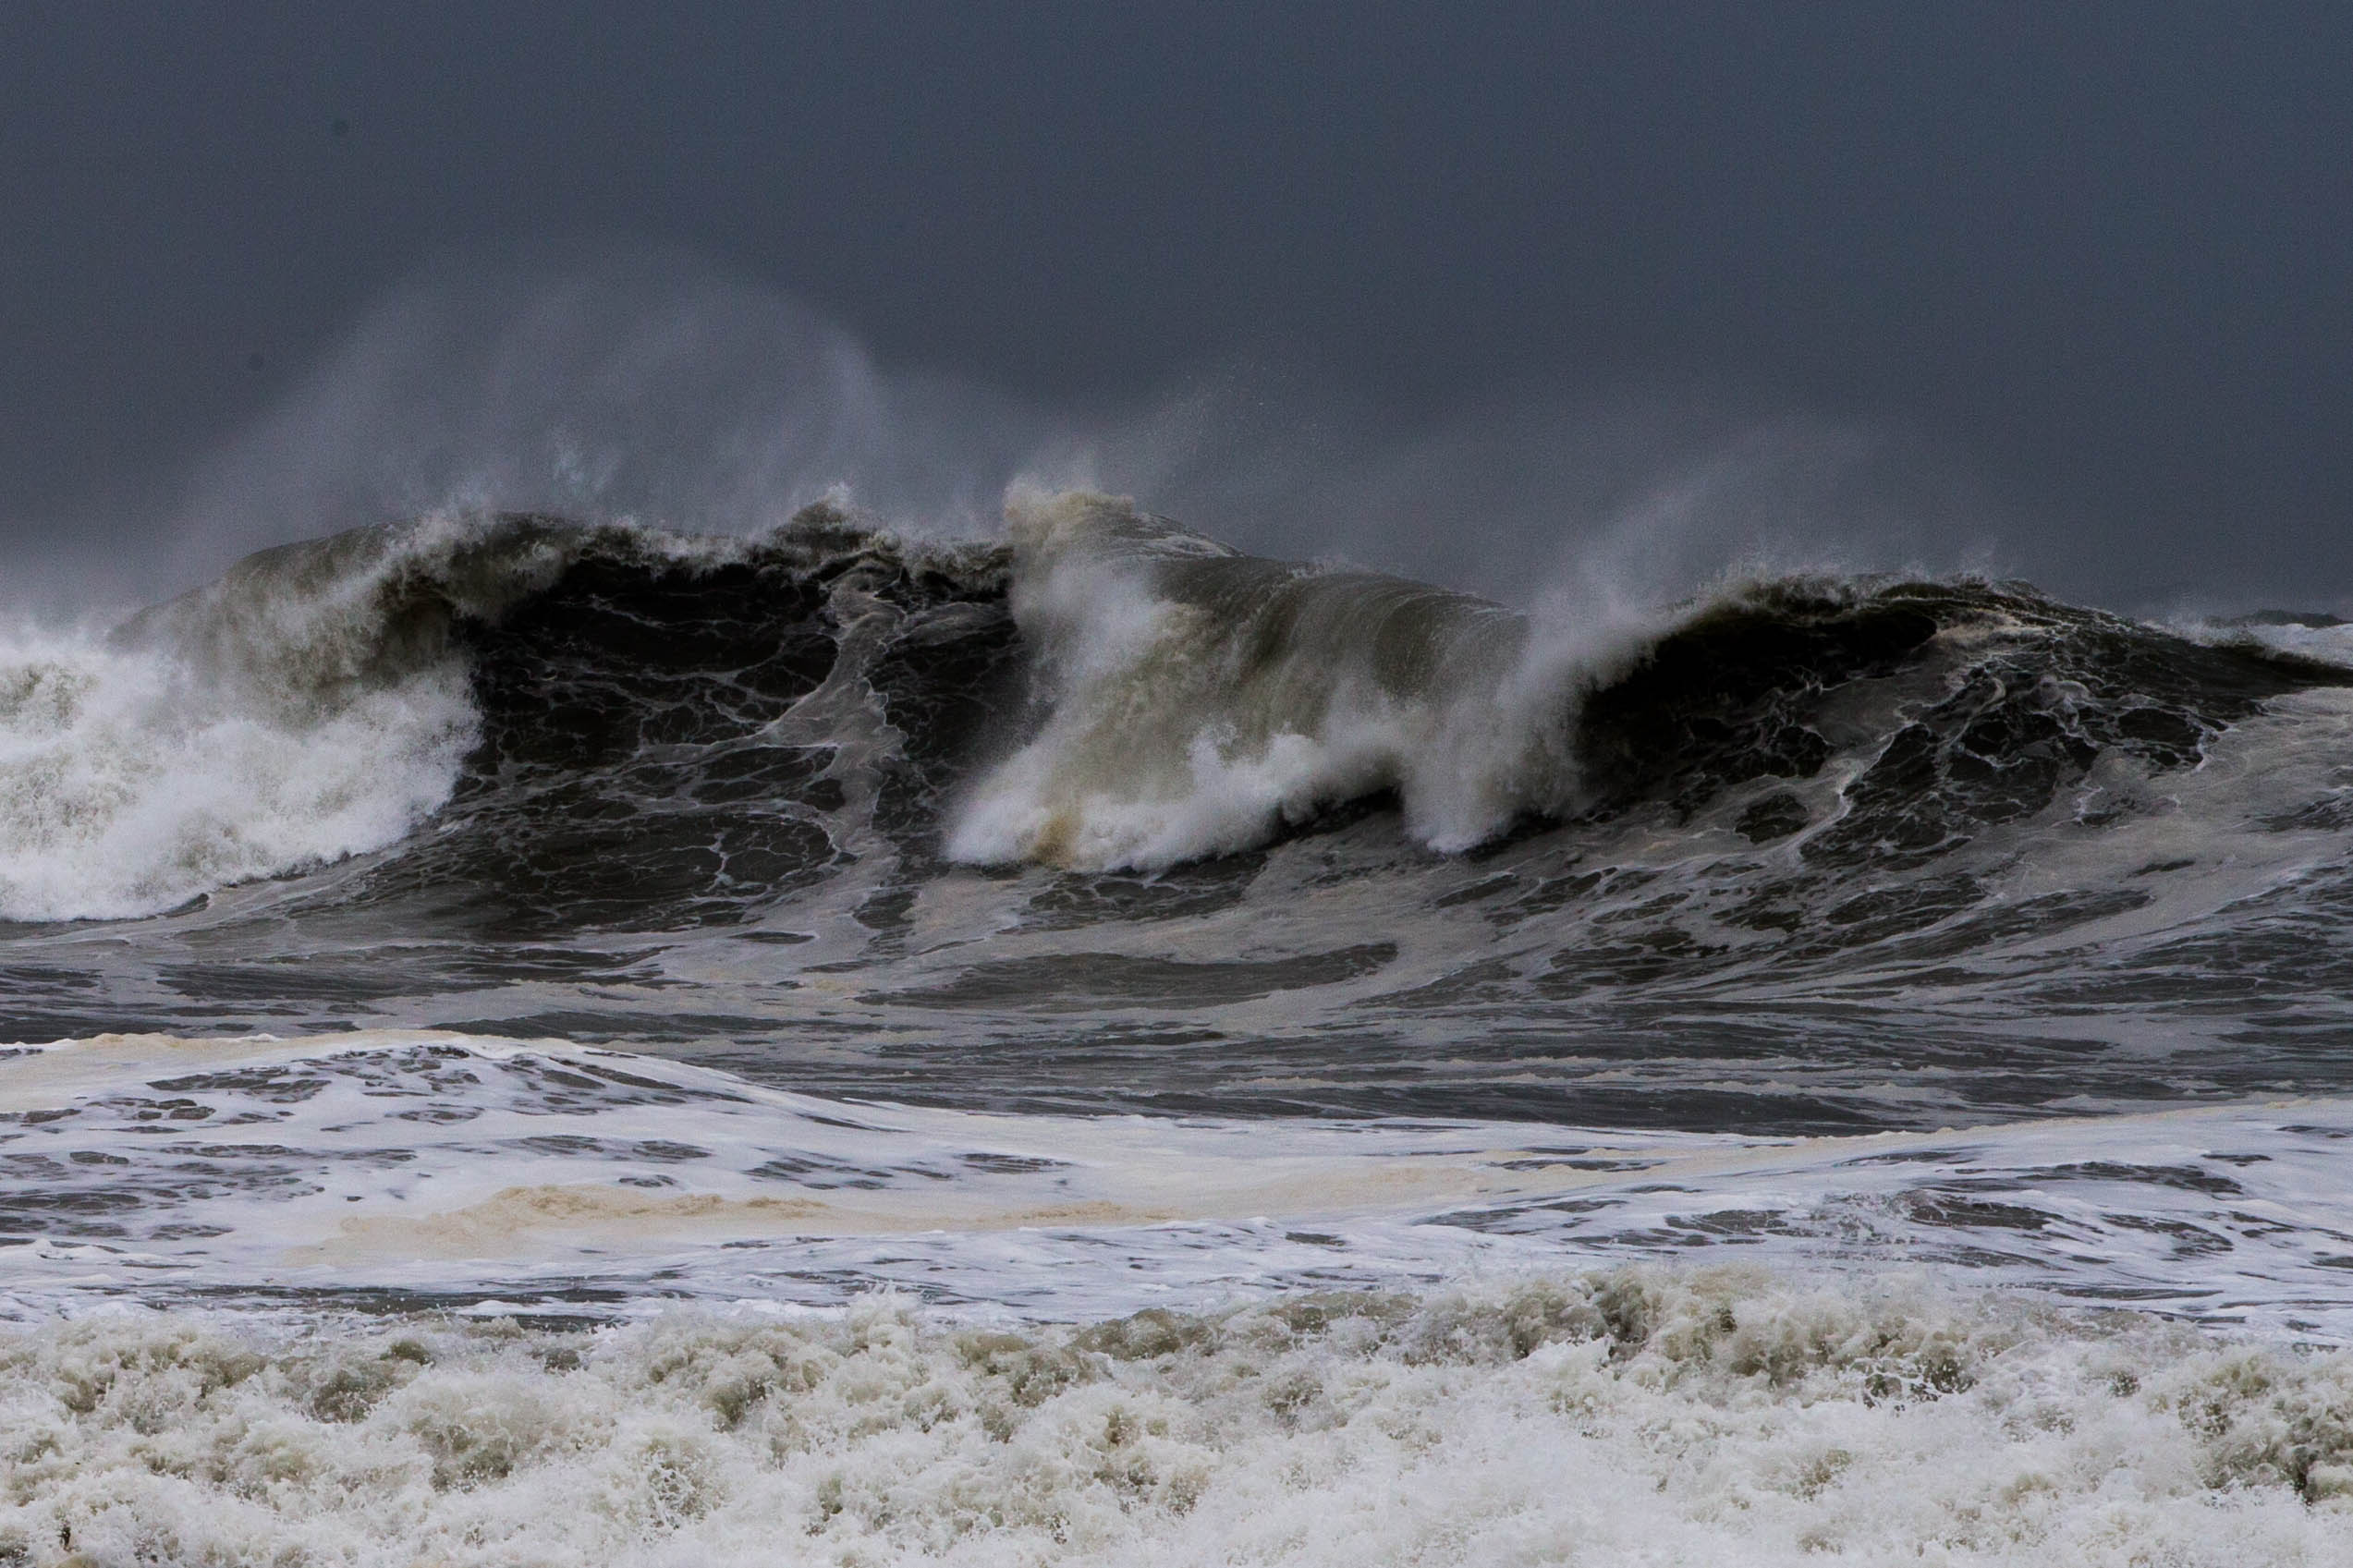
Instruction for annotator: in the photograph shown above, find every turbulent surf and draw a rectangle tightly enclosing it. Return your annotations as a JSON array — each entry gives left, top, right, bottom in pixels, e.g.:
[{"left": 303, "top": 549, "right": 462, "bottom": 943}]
[{"left": 6, "top": 491, "right": 2353, "bottom": 1562}]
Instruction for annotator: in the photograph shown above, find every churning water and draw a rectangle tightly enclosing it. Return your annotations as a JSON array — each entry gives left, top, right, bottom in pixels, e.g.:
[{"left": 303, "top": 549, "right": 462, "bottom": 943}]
[{"left": 6, "top": 492, "right": 2353, "bottom": 1562}]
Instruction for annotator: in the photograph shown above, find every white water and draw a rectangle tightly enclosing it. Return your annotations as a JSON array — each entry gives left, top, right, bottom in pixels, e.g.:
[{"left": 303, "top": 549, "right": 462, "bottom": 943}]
[
  {"left": 948, "top": 491, "right": 1645, "bottom": 871},
  {"left": 8, "top": 502, "right": 2353, "bottom": 1562},
  {"left": 0, "top": 508, "right": 787, "bottom": 924},
  {"left": 5, "top": 1030, "right": 2353, "bottom": 1336},
  {"left": 4, "top": 1267, "right": 2349, "bottom": 1565},
  {"left": 7, "top": 1031, "right": 2353, "bottom": 1562},
  {"left": 0, "top": 628, "right": 476, "bottom": 923}
]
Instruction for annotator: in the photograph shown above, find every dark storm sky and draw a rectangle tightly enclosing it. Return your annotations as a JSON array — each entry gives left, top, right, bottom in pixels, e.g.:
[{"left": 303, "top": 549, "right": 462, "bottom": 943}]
[{"left": 3, "top": 2, "right": 2350, "bottom": 606}]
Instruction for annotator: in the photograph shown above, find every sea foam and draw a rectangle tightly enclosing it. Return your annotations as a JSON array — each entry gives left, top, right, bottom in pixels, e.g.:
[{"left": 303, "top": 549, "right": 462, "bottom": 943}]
[
  {"left": 0, "top": 628, "right": 475, "bottom": 922},
  {"left": 2, "top": 1270, "right": 2347, "bottom": 1565}
]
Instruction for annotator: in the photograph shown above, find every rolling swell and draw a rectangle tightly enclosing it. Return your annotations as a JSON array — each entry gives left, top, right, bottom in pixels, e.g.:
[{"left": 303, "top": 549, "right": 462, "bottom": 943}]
[{"left": 1574, "top": 574, "right": 2339, "bottom": 868}]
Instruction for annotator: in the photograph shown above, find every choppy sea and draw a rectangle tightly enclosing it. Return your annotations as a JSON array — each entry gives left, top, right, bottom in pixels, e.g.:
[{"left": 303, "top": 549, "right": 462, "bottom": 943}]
[{"left": 5, "top": 491, "right": 2353, "bottom": 1563}]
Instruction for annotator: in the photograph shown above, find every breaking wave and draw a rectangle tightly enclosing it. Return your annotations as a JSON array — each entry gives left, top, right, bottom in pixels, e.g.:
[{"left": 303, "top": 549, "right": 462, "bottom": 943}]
[
  {"left": 946, "top": 490, "right": 1594, "bottom": 868},
  {"left": 5, "top": 489, "right": 2345, "bottom": 929},
  {"left": 12, "top": 490, "right": 2353, "bottom": 1129}
]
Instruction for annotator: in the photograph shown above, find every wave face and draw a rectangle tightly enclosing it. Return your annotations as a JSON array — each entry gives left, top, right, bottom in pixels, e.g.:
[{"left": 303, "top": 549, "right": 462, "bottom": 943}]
[{"left": 5, "top": 494, "right": 2353, "bottom": 1132}]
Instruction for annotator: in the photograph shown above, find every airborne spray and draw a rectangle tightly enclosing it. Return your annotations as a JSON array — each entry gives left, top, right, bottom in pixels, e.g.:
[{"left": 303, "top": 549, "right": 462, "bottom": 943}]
[{"left": 122, "top": 249, "right": 1981, "bottom": 606}]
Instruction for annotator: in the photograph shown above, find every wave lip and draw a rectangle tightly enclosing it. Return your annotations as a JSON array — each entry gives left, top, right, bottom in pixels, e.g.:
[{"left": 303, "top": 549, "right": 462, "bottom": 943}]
[{"left": 947, "top": 491, "right": 1608, "bottom": 871}]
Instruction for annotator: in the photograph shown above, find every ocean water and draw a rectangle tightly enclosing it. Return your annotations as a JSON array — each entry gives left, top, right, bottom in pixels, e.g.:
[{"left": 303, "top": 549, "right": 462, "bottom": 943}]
[{"left": 5, "top": 490, "right": 2353, "bottom": 1563}]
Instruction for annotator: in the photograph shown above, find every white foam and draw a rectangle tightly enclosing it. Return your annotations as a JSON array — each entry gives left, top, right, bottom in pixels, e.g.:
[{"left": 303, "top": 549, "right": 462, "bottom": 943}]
[
  {"left": 9, "top": 1030, "right": 2353, "bottom": 1340},
  {"left": 0, "top": 627, "right": 476, "bottom": 921},
  {"left": 948, "top": 492, "right": 1636, "bottom": 871},
  {"left": 10, "top": 1031, "right": 2353, "bottom": 1558},
  {"left": 2, "top": 1271, "right": 2348, "bottom": 1565},
  {"left": 2178, "top": 615, "right": 2353, "bottom": 670},
  {"left": 0, "top": 506, "right": 783, "bottom": 924}
]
